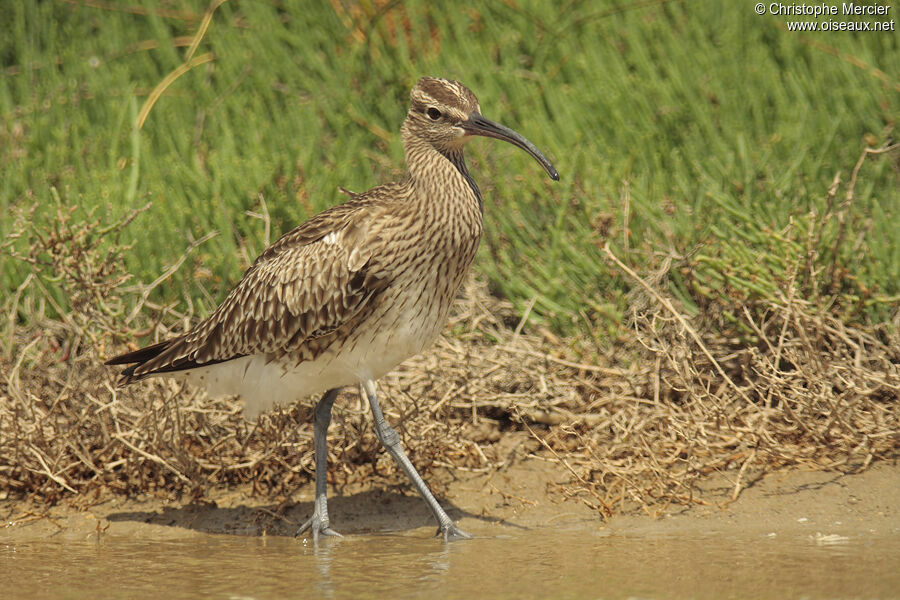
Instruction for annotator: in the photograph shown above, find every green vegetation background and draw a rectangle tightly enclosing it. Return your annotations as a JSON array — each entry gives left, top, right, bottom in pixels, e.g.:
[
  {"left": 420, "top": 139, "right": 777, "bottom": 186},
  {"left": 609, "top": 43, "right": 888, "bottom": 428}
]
[{"left": 2, "top": 0, "right": 897, "bottom": 337}]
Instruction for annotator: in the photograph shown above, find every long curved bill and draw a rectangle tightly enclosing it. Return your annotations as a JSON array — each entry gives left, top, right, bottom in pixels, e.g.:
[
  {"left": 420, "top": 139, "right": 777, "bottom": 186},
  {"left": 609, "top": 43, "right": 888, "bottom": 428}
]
[{"left": 462, "top": 113, "right": 560, "bottom": 181}]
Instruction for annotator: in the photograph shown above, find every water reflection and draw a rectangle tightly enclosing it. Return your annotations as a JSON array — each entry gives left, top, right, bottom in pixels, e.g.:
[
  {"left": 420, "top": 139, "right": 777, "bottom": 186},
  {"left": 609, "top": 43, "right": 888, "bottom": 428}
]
[
  {"left": 314, "top": 539, "right": 334, "bottom": 597},
  {"left": 4, "top": 526, "right": 899, "bottom": 599}
]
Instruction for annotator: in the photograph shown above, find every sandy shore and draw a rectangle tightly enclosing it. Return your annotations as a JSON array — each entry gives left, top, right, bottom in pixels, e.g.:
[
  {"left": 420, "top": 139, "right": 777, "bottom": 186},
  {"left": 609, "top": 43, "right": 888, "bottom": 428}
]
[{"left": 4, "top": 454, "right": 897, "bottom": 543}]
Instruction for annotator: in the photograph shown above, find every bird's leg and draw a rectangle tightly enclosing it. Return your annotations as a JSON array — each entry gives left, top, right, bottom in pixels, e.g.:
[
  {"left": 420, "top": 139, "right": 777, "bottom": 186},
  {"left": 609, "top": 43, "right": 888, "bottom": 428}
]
[
  {"left": 360, "top": 379, "right": 472, "bottom": 541},
  {"left": 297, "top": 387, "right": 343, "bottom": 542}
]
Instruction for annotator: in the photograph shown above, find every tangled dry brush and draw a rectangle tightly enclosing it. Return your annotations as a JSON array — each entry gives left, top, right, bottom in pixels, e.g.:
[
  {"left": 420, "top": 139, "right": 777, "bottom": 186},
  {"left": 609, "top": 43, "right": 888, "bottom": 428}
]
[{"left": 1, "top": 152, "right": 897, "bottom": 516}]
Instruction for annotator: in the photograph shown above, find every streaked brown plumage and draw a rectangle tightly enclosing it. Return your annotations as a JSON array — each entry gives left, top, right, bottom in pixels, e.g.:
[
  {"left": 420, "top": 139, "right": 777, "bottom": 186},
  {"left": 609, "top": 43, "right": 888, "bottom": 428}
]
[{"left": 107, "top": 77, "right": 559, "bottom": 541}]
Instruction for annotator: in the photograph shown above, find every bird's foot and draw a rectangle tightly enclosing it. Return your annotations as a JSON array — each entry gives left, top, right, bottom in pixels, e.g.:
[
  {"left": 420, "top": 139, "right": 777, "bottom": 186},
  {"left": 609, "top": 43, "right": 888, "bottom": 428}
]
[
  {"left": 297, "top": 511, "right": 343, "bottom": 543},
  {"left": 437, "top": 521, "right": 472, "bottom": 542}
]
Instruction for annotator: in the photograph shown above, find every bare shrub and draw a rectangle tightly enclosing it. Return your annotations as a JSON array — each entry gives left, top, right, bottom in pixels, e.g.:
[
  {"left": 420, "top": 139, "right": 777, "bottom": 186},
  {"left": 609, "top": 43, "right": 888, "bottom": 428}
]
[{"left": 551, "top": 146, "right": 899, "bottom": 514}]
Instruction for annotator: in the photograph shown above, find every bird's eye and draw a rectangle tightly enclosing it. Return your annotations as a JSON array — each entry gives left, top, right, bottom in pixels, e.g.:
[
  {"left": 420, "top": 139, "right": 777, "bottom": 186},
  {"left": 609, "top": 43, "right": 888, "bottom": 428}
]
[{"left": 426, "top": 107, "right": 442, "bottom": 120}]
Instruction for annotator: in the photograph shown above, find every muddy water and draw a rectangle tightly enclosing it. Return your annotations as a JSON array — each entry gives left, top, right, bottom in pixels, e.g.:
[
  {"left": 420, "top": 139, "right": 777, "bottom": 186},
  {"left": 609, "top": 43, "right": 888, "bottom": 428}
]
[{"left": 5, "top": 524, "right": 898, "bottom": 599}]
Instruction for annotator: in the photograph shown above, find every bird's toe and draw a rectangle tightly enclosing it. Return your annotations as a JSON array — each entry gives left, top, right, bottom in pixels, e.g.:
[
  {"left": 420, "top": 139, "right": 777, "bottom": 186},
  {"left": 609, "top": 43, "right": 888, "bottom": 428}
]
[{"left": 438, "top": 522, "right": 472, "bottom": 542}]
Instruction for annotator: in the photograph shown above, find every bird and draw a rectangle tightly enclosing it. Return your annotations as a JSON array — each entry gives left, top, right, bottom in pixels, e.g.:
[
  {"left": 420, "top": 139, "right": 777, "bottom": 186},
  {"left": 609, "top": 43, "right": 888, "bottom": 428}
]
[{"left": 106, "top": 77, "right": 559, "bottom": 542}]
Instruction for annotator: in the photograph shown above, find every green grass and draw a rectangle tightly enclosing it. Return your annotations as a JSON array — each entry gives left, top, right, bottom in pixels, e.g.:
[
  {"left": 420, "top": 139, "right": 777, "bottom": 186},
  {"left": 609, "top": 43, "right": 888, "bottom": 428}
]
[{"left": 2, "top": 0, "right": 897, "bottom": 334}]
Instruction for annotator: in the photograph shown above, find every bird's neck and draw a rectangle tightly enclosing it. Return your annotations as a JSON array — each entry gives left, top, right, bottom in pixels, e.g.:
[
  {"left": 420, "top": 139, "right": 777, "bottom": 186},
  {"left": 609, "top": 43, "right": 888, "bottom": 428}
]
[{"left": 403, "top": 136, "right": 483, "bottom": 215}]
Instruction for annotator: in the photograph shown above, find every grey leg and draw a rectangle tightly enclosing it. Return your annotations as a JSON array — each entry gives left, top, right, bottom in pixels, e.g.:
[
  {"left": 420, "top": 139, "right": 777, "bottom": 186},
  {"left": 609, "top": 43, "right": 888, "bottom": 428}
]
[
  {"left": 297, "top": 388, "right": 343, "bottom": 542},
  {"left": 360, "top": 379, "right": 471, "bottom": 541}
]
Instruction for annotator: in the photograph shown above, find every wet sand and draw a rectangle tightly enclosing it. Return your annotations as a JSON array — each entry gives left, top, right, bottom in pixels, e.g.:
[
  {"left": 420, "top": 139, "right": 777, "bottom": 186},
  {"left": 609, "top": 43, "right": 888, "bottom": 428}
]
[
  {"left": 3, "top": 459, "right": 898, "bottom": 598},
  {"left": 5, "top": 456, "right": 898, "bottom": 541}
]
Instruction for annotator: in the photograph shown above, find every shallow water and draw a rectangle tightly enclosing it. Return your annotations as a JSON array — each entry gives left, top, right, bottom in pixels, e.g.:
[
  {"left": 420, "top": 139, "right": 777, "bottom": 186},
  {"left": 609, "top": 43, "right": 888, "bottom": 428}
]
[{"left": 4, "top": 525, "right": 898, "bottom": 599}]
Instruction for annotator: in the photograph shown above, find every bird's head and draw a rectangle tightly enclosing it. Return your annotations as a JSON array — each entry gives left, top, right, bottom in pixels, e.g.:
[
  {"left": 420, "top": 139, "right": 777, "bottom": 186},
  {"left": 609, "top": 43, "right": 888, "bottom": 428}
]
[{"left": 404, "top": 77, "right": 559, "bottom": 181}]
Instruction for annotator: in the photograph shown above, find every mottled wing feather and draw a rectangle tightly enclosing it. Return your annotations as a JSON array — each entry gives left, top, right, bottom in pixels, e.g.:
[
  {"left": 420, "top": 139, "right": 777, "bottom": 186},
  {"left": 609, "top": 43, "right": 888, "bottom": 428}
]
[{"left": 125, "top": 196, "right": 392, "bottom": 381}]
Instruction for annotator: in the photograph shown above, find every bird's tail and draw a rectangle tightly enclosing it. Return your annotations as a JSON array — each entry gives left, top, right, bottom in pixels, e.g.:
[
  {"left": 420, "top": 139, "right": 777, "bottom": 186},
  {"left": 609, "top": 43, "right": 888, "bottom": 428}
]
[{"left": 104, "top": 339, "right": 174, "bottom": 386}]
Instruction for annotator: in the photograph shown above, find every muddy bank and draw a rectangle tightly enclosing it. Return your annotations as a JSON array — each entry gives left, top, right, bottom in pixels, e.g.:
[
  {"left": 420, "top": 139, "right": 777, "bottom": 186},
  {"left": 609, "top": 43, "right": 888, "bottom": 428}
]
[
  {"left": 5, "top": 456, "right": 898, "bottom": 600},
  {"left": 4, "top": 456, "right": 897, "bottom": 543}
]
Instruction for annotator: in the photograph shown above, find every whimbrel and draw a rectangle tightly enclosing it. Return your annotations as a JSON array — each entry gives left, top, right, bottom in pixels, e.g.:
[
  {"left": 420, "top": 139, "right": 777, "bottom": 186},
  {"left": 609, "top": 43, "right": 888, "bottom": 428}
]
[{"left": 107, "top": 77, "right": 559, "bottom": 541}]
